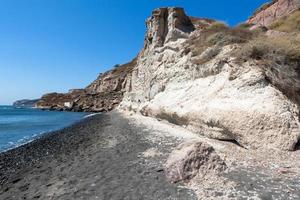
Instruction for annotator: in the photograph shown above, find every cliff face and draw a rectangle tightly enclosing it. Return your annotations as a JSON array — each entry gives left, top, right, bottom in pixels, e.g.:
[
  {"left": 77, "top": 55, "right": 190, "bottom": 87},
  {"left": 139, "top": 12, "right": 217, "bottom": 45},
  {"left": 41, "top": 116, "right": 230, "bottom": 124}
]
[
  {"left": 37, "top": 6, "right": 300, "bottom": 151},
  {"left": 85, "top": 58, "right": 136, "bottom": 94},
  {"left": 119, "top": 7, "right": 300, "bottom": 151},
  {"left": 37, "top": 58, "right": 136, "bottom": 112},
  {"left": 144, "top": 8, "right": 195, "bottom": 50},
  {"left": 247, "top": 0, "right": 300, "bottom": 27}
]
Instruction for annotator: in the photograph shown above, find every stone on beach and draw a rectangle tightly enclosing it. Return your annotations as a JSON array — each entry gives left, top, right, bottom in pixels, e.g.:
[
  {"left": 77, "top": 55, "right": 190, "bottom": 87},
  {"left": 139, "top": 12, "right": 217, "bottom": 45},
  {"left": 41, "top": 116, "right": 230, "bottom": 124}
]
[{"left": 165, "top": 140, "right": 227, "bottom": 183}]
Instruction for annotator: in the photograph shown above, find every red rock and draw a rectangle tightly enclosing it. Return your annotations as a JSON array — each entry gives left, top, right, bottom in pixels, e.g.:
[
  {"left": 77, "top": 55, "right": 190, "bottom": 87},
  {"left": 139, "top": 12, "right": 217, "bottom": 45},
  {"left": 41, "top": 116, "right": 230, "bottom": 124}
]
[{"left": 247, "top": 0, "right": 300, "bottom": 27}]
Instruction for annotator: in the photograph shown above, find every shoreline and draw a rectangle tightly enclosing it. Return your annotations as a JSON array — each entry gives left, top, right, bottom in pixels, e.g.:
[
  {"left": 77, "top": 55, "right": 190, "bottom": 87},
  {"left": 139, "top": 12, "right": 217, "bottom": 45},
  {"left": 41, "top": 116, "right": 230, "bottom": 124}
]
[
  {"left": 1, "top": 112, "right": 100, "bottom": 154},
  {"left": 0, "top": 107, "right": 90, "bottom": 154},
  {"left": 0, "top": 111, "right": 196, "bottom": 199},
  {"left": 0, "top": 114, "right": 96, "bottom": 184},
  {"left": 1, "top": 110, "right": 300, "bottom": 199}
]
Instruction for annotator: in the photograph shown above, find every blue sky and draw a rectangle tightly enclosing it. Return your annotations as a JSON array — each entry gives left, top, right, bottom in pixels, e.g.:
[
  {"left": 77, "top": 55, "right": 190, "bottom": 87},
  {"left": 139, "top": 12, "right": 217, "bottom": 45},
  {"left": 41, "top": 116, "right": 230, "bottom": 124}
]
[{"left": 0, "top": 0, "right": 269, "bottom": 105}]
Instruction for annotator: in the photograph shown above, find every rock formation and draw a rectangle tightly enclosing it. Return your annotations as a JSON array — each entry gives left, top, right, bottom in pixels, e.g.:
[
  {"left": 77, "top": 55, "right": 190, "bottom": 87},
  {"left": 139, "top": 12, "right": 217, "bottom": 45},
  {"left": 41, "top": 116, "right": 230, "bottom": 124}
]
[
  {"left": 37, "top": 6, "right": 300, "bottom": 151},
  {"left": 165, "top": 140, "right": 226, "bottom": 183},
  {"left": 37, "top": 58, "right": 136, "bottom": 112},
  {"left": 144, "top": 7, "right": 195, "bottom": 51},
  {"left": 119, "top": 7, "right": 300, "bottom": 151},
  {"left": 13, "top": 99, "right": 40, "bottom": 108},
  {"left": 247, "top": 0, "right": 300, "bottom": 27}
]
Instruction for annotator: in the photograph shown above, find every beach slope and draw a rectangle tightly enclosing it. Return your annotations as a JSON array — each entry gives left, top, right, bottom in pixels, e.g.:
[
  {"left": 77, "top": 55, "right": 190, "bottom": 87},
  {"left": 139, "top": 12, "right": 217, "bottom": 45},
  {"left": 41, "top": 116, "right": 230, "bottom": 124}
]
[{"left": 0, "top": 111, "right": 196, "bottom": 200}]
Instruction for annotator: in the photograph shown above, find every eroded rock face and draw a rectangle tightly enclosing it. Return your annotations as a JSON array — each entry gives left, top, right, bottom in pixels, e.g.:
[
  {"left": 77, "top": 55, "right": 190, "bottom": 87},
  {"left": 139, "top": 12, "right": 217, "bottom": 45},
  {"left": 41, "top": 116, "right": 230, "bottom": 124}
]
[
  {"left": 165, "top": 141, "right": 226, "bottom": 183},
  {"left": 36, "top": 6, "right": 300, "bottom": 151},
  {"left": 85, "top": 59, "right": 136, "bottom": 94},
  {"left": 120, "top": 8, "right": 300, "bottom": 151},
  {"left": 247, "top": 0, "right": 300, "bottom": 27},
  {"left": 144, "top": 7, "right": 194, "bottom": 52},
  {"left": 37, "top": 59, "right": 136, "bottom": 112}
]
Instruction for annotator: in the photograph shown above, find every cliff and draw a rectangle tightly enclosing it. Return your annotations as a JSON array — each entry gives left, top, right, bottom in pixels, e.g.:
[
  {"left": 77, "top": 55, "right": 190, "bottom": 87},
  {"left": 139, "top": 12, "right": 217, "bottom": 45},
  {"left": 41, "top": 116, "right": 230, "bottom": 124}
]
[
  {"left": 37, "top": 58, "right": 136, "bottom": 112},
  {"left": 247, "top": 0, "right": 300, "bottom": 27},
  {"left": 13, "top": 99, "right": 40, "bottom": 108},
  {"left": 119, "top": 7, "right": 300, "bottom": 151},
  {"left": 37, "top": 6, "right": 300, "bottom": 151}
]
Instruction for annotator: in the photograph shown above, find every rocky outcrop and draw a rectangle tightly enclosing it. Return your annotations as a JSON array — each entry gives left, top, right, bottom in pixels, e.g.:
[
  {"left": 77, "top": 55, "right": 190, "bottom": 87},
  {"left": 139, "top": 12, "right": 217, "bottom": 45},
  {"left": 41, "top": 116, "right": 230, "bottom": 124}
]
[
  {"left": 165, "top": 140, "right": 226, "bottom": 183},
  {"left": 247, "top": 0, "right": 300, "bottom": 27},
  {"left": 86, "top": 59, "right": 136, "bottom": 94},
  {"left": 13, "top": 99, "right": 40, "bottom": 108},
  {"left": 37, "top": 90, "right": 84, "bottom": 111},
  {"left": 37, "top": 58, "right": 136, "bottom": 112},
  {"left": 144, "top": 7, "right": 195, "bottom": 51},
  {"left": 36, "top": 5, "right": 300, "bottom": 151},
  {"left": 119, "top": 7, "right": 300, "bottom": 151},
  {"left": 37, "top": 91, "right": 123, "bottom": 112}
]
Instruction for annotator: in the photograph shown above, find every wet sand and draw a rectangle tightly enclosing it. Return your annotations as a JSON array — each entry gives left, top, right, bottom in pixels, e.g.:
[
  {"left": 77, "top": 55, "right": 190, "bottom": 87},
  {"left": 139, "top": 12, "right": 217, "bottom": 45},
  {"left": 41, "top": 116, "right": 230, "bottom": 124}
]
[{"left": 0, "top": 111, "right": 196, "bottom": 200}]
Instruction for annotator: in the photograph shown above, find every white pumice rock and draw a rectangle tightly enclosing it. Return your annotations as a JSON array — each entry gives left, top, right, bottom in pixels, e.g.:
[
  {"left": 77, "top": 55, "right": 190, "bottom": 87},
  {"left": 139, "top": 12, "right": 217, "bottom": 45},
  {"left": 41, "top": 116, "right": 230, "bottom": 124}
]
[{"left": 119, "top": 7, "right": 300, "bottom": 151}]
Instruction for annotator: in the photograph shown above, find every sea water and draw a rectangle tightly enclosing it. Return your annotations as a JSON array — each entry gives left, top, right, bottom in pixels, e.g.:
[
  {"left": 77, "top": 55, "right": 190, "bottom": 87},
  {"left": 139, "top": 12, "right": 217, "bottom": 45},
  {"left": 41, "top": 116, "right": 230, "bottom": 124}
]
[{"left": 0, "top": 106, "right": 87, "bottom": 152}]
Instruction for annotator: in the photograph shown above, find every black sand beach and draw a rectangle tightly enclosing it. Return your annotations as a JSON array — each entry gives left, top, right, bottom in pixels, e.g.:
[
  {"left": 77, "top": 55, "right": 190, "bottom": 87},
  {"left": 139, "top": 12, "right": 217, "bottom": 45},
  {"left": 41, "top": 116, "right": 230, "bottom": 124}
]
[
  {"left": 2, "top": 111, "right": 300, "bottom": 200},
  {"left": 0, "top": 111, "right": 196, "bottom": 200}
]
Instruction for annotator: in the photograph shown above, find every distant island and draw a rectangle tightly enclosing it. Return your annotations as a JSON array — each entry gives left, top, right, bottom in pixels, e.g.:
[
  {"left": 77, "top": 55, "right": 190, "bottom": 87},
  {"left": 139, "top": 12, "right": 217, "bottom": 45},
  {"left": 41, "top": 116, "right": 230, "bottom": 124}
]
[{"left": 13, "top": 99, "right": 40, "bottom": 108}]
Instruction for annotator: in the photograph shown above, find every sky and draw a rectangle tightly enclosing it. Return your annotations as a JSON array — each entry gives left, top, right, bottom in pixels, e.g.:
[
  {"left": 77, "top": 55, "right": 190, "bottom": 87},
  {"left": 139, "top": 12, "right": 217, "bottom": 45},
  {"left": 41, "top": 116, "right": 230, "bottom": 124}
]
[{"left": 0, "top": 0, "right": 269, "bottom": 105}]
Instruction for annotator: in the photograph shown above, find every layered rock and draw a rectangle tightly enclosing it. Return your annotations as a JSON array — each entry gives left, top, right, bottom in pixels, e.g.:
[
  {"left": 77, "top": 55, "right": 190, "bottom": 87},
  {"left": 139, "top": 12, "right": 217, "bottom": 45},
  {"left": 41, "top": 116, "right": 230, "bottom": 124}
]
[
  {"left": 119, "top": 7, "right": 300, "bottom": 151},
  {"left": 36, "top": 6, "right": 300, "bottom": 151},
  {"left": 37, "top": 58, "right": 136, "bottom": 112},
  {"left": 86, "top": 59, "right": 136, "bottom": 94},
  {"left": 247, "top": 0, "right": 300, "bottom": 27},
  {"left": 144, "top": 7, "right": 195, "bottom": 51}
]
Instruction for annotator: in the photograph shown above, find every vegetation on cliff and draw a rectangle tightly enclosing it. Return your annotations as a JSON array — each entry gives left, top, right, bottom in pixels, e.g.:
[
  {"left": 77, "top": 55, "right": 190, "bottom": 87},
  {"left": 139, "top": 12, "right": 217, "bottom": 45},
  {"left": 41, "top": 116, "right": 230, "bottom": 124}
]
[
  {"left": 187, "top": 22, "right": 253, "bottom": 65},
  {"left": 252, "top": 0, "right": 277, "bottom": 16},
  {"left": 270, "top": 10, "right": 300, "bottom": 32}
]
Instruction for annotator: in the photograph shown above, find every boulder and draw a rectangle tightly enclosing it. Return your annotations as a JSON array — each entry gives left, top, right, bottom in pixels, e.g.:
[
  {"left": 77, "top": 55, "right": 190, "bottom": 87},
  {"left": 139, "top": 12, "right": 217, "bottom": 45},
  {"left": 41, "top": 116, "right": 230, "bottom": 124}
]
[{"left": 165, "top": 141, "right": 227, "bottom": 183}]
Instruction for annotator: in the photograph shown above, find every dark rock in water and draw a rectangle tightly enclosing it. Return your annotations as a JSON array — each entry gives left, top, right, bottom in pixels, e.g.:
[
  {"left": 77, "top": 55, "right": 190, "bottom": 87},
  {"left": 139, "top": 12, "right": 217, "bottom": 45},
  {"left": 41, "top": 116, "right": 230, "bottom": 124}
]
[{"left": 13, "top": 99, "right": 40, "bottom": 108}]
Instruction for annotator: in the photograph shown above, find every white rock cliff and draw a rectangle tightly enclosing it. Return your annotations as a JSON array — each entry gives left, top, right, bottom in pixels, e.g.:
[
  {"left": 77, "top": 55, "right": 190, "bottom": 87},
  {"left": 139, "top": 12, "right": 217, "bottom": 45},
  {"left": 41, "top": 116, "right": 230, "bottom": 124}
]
[{"left": 119, "top": 7, "right": 300, "bottom": 151}]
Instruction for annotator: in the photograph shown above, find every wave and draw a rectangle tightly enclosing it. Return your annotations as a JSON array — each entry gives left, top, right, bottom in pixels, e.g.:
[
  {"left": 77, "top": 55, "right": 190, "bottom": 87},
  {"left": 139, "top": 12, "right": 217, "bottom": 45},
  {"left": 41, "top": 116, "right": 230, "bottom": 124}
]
[
  {"left": 0, "top": 107, "right": 86, "bottom": 152},
  {"left": 0, "top": 106, "right": 14, "bottom": 110},
  {"left": 84, "top": 113, "right": 101, "bottom": 118},
  {"left": 1, "top": 130, "right": 51, "bottom": 153}
]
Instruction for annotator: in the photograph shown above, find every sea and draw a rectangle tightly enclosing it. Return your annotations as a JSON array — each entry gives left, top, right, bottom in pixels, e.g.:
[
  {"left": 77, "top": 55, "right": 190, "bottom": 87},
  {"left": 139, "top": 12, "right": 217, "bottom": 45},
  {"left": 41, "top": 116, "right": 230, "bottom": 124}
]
[{"left": 0, "top": 105, "right": 88, "bottom": 152}]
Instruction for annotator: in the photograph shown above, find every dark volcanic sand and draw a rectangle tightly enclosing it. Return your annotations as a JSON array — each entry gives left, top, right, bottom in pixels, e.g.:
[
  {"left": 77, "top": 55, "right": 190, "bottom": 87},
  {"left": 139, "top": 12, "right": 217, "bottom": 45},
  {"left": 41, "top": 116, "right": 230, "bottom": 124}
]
[{"left": 0, "top": 112, "right": 196, "bottom": 200}]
